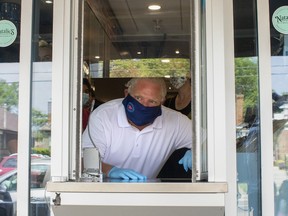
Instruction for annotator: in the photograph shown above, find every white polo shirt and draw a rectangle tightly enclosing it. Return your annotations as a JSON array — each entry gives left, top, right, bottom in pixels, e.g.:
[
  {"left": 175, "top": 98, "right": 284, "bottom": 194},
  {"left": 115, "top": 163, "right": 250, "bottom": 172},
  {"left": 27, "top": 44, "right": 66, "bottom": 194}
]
[{"left": 82, "top": 98, "right": 192, "bottom": 179}]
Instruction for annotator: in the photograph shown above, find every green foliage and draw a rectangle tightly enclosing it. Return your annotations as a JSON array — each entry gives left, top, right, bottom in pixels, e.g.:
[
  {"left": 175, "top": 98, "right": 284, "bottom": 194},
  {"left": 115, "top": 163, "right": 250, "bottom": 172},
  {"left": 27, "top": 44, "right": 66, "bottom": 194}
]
[
  {"left": 32, "top": 147, "right": 51, "bottom": 156},
  {"left": 235, "top": 58, "right": 258, "bottom": 111},
  {"left": 32, "top": 109, "right": 48, "bottom": 127},
  {"left": 0, "top": 80, "right": 18, "bottom": 112},
  {"left": 110, "top": 58, "right": 190, "bottom": 77},
  {"left": 31, "top": 109, "right": 49, "bottom": 142}
]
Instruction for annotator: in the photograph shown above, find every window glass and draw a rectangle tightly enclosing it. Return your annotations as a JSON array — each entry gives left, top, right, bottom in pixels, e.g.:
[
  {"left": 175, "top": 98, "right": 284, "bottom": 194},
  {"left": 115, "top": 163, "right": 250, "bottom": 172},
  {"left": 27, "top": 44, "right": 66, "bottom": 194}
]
[
  {"left": 3, "top": 158, "right": 17, "bottom": 168},
  {"left": 0, "top": 0, "right": 20, "bottom": 214},
  {"left": 0, "top": 159, "right": 50, "bottom": 191},
  {"left": 30, "top": 0, "right": 53, "bottom": 215},
  {"left": 270, "top": 2, "right": 288, "bottom": 216},
  {"left": 234, "top": 0, "right": 262, "bottom": 215}
]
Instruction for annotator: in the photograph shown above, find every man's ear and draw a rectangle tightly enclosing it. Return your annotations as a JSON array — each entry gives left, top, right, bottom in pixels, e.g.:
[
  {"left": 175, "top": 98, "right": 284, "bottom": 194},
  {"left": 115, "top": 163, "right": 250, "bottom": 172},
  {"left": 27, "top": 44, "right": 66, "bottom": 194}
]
[{"left": 124, "top": 89, "right": 128, "bottom": 97}]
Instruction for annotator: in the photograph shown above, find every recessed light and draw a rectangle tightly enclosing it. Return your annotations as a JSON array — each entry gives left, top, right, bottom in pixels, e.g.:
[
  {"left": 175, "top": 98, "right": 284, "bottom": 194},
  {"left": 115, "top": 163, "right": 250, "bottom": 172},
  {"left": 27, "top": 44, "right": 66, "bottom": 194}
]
[{"left": 148, "top": 5, "right": 161, "bottom": 10}]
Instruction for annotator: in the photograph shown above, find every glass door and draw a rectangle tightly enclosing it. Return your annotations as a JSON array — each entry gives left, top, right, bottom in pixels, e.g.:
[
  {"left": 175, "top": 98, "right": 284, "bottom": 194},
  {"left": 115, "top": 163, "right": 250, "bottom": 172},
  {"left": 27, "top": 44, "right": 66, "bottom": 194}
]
[
  {"left": 234, "top": 0, "right": 262, "bottom": 215},
  {"left": 0, "top": 0, "right": 52, "bottom": 215},
  {"left": 270, "top": 2, "right": 288, "bottom": 216}
]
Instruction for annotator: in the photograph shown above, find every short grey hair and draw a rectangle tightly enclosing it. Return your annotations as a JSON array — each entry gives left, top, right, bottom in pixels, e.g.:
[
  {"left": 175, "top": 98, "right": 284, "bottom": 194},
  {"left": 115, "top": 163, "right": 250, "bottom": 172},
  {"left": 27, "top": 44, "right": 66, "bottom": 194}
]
[{"left": 126, "top": 78, "right": 167, "bottom": 102}]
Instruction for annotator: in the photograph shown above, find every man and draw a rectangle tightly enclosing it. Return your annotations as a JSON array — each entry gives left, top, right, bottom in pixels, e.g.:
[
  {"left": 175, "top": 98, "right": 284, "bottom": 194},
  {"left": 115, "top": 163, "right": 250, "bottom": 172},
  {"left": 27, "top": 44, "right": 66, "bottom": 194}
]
[{"left": 82, "top": 78, "right": 192, "bottom": 180}]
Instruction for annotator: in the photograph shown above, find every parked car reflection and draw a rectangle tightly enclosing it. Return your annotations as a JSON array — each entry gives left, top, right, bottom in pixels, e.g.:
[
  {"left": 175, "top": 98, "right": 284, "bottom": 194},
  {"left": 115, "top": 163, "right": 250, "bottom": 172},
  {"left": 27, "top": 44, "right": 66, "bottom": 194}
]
[
  {"left": 0, "top": 154, "right": 49, "bottom": 176},
  {"left": 0, "top": 158, "right": 51, "bottom": 216}
]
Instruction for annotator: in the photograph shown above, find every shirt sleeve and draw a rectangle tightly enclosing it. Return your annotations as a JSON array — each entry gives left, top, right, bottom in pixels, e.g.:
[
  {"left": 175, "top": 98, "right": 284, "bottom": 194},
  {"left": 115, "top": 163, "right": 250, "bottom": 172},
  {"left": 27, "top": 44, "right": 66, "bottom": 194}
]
[{"left": 175, "top": 113, "right": 193, "bottom": 149}]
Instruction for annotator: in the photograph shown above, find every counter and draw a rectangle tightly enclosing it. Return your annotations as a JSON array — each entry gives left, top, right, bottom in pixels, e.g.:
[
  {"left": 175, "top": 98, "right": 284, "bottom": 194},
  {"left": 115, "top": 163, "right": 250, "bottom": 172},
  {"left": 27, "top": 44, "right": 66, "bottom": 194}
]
[{"left": 46, "top": 180, "right": 228, "bottom": 216}]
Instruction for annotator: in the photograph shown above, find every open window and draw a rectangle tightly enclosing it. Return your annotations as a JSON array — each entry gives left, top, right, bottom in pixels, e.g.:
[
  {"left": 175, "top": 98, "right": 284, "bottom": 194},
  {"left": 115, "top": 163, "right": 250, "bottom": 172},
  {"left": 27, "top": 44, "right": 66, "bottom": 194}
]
[{"left": 76, "top": 0, "right": 208, "bottom": 182}]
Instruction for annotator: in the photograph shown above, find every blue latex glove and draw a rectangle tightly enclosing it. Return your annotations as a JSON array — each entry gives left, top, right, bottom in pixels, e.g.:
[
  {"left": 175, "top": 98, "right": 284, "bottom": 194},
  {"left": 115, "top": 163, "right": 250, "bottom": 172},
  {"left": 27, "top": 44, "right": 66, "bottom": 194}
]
[
  {"left": 108, "top": 167, "right": 147, "bottom": 180},
  {"left": 178, "top": 150, "right": 192, "bottom": 172}
]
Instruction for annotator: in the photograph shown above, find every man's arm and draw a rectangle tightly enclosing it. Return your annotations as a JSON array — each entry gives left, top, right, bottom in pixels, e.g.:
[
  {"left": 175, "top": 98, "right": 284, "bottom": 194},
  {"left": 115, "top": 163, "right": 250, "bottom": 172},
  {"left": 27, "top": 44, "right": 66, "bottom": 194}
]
[{"left": 102, "top": 162, "right": 113, "bottom": 176}]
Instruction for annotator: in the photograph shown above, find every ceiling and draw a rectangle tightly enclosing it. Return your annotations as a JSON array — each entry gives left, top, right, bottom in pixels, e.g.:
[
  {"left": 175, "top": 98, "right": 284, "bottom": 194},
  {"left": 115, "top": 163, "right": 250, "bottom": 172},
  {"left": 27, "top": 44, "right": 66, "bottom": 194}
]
[
  {"left": 84, "top": 0, "right": 191, "bottom": 60},
  {"left": 84, "top": 0, "right": 284, "bottom": 59}
]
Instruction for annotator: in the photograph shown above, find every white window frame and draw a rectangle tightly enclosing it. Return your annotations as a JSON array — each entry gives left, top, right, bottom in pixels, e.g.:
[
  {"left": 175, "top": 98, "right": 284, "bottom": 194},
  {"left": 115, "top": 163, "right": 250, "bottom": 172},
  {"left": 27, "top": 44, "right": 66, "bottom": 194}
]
[
  {"left": 49, "top": 0, "right": 234, "bottom": 184},
  {"left": 16, "top": 0, "right": 275, "bottom": 215},
  {"left": 16, "top": 0, "right": 258, "bottom": 215},
  {"left": 257, "top": 0, "right": 274, "bottom": 215},
  {"left": 47, "top": 0, "right": 265, "bottom": 215},
  {"left": 17, "top": 0, "right": 33, "bottom": 215}
]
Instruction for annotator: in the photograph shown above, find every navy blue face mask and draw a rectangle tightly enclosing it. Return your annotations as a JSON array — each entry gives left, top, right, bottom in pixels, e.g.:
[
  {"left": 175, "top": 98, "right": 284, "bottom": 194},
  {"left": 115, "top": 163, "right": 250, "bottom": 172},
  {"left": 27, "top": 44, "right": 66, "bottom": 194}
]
[{"left": 122, "top": 94, "right": 162, "bottom": 126}]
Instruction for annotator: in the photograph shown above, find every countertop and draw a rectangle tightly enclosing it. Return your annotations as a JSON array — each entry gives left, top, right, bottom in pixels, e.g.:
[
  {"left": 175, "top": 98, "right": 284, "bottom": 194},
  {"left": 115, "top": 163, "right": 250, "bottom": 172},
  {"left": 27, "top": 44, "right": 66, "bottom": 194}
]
[{"left": 46, "top": 179, "right": 228, "bottom": 193}]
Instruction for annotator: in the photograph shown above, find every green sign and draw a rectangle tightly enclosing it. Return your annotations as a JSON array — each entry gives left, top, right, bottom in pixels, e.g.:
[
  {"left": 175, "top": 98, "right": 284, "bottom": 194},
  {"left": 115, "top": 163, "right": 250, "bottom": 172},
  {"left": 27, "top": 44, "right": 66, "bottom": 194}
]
[
  {"left": 0, "top": 20, "right": 17, "bottom": 47},
  {"left": 272, "top": 6, "right": 288, "bottom": 34}
]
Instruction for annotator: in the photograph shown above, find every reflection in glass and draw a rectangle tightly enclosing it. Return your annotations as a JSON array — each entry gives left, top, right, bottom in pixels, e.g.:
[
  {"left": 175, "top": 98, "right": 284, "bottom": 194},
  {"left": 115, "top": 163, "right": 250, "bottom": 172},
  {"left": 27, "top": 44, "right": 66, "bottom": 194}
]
[
  {"left": 234, "top": 0, "right": 261, "bottom": 214},
  {"left": 270, "top": 2, "right": 288, "bottom": 215},
  {"left": 30, "top": 0, "right": 53, "bottom": 215},
  {"left": 0, "top": 2, "right": 21, "bottom": 62},
  {"left": 235, "top": 57, "right": 261, "bottom": 215},
  {"left": 0, "top": 1, "right": 20, "bottom": 215}
]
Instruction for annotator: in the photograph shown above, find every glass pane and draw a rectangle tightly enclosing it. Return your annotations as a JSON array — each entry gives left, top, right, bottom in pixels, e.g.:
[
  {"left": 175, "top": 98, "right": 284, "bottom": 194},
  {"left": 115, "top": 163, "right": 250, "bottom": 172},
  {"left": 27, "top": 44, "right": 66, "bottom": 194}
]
[
  {"left": 81, "top": 0, "right": 207, "bottom": 182},
  {"left": 234, "top": 0, "right": 262, "bottom": 215},
  {"left": 0, "top": 0, "right": 20, "bottom": 214},
  {"left": 270, "top": 2, "right": 288, "bottom": 216},
  {"left": 30, "top": 0, "right": 53, "bottom": 215}
]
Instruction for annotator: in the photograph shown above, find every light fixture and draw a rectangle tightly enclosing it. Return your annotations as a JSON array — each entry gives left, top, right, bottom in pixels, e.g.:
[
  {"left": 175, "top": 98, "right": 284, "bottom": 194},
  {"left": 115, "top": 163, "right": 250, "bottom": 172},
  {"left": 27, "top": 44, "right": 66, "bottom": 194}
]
[
  {"left": 175, "top": 50, "right": 180, "bottom": 54},
  {"left": 94, "top": 56, "right": 100, "bottom": 59},
  {"left": 45, "top": 0, "right": 53, "bottom": 4},
  {"left": 148, "top": 4, "right": 161, "bottom": 11},
  {"left": 137, "top": 51, "right": 141, "bottom": 55}
]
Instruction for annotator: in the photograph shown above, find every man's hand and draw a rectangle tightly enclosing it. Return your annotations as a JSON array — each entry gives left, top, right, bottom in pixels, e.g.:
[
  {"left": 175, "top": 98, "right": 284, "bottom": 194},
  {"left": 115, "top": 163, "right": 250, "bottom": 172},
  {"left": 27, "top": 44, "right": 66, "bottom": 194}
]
[
  {"left": 108, "top": 167, "right": 147, "bottom": 180},
  {"left": 178, "top": 150, "right": 192, "bottom": 172}
]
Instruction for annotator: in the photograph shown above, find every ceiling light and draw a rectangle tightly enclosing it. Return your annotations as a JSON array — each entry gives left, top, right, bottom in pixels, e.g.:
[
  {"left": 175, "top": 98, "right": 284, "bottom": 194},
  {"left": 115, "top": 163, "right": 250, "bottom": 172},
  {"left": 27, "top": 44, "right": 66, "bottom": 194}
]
[
  {"left": 175, "top": 50, "right": 180, "bottom": 54},
  {"left": 45, "top": 0, "right": 53, "bottom": 4},
  {"left": 148, "top": 5, "right": 161, "bottom": 10},
  {"left": 137, "top": 51, "right": 141, "bottom": 55},
  {"left": 94, "top": 56, "right": 100, "bottom": 59}
]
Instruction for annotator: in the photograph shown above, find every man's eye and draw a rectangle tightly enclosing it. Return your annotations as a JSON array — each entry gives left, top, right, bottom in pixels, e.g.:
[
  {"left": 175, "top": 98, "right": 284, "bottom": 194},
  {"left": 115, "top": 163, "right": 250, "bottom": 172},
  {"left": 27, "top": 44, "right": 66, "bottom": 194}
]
[
  {"left": 150, "top": 101, "right": 159, "bottom": 105},
  {"left": 135, "top": 96, "right": 141, "bottom": 101}
]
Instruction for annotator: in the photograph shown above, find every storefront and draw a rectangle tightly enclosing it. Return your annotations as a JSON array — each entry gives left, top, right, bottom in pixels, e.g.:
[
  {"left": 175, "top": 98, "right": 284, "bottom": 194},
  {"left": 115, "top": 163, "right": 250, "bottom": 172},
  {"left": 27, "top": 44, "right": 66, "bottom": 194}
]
[{"left": 0, "top": 0, "right": 287, "bottom": 215}]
